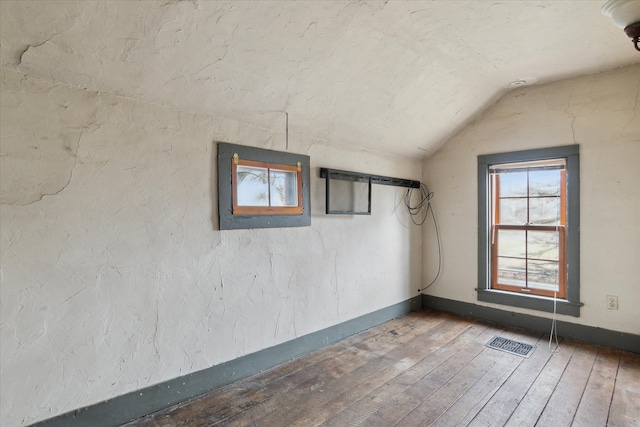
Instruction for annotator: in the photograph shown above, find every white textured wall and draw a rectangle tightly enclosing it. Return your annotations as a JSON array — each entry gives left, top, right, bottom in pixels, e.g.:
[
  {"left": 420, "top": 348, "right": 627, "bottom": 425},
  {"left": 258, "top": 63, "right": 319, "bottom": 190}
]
[
  {"left": 422, "top": 65, "right": 640, "bottom": 334},
  {"left": 0, "top": 69, "right": 422, "bottom": 426}
]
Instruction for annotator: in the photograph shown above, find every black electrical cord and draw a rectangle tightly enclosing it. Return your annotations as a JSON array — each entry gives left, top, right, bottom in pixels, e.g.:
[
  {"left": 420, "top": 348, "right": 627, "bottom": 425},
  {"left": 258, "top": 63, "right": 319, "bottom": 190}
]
[
  {"left": 405, "top": 184, "right": 442, "bottom": 292},
  {"left": 404, "top": 183, "right": 431, "bottom": 225}
]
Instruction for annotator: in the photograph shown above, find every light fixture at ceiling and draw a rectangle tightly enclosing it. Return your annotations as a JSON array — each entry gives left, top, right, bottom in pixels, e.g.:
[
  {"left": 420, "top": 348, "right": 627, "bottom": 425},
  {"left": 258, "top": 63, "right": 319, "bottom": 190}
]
[
  {"left": 601, "top": 0, "right": 640, "bottom": 52},
  {"left": 507, "top": 77, "right": 538, "bottom": 88}
]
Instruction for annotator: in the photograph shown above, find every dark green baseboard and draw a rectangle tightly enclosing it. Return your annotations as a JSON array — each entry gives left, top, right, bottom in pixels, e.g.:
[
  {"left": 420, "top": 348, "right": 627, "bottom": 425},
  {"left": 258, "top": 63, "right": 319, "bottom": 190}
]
[
  {"left": 30, "top": 296, "right": 421, "bottom": 427},
  {"left": 422, "top": 294, "right": 639, "bottom": 354}
]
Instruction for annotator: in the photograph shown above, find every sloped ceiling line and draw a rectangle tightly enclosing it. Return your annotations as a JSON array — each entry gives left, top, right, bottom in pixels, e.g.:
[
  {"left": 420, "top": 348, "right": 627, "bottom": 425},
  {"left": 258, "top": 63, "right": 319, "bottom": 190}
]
[{"left": 1, "top": 0, "right": 637, "bottom": 158}]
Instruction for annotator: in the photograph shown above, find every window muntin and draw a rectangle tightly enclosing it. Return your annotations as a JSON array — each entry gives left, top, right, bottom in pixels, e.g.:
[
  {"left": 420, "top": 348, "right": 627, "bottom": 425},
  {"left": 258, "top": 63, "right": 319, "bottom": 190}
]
[
  {"left": 232, "top": 159, "right": 303, "bottom": 215},
  {"left": 490, "top": 159, "right": 567, "bottom": 298}
]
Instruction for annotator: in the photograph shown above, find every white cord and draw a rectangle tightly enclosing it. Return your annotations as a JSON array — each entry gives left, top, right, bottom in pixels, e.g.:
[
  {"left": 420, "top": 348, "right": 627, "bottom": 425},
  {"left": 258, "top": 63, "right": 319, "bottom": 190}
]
[
  {"left": 549, "top": 290, "right": 560, "bottom": 354},
  {"left": 549, "top": 176, "right": 562, "bottom": 354}
]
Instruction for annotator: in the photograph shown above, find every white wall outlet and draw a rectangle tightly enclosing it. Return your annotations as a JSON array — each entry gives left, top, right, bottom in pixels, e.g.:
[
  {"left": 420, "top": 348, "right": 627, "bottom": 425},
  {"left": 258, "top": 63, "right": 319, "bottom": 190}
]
[{"left": 606, "top": 295, "right": 618, "bottom": 310}]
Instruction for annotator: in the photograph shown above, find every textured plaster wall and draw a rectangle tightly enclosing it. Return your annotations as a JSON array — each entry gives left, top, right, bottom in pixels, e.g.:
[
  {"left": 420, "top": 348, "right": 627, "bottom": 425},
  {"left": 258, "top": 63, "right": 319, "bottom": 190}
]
[
  {"left": 422, "top": 65, "right": 640, "bottom": 334},
  {"left": 0, "top": 69, "right": 422, "bottom": 426}
]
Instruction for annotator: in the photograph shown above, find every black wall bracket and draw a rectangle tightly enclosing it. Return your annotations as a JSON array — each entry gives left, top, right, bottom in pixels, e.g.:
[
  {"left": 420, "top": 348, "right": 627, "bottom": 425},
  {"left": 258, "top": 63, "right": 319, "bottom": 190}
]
[
  {"left": 320, "top": 168, "right": 421, "bottom": 189},
  {"left": 320, "top": 168, "right": 421, "bottom": 215}
]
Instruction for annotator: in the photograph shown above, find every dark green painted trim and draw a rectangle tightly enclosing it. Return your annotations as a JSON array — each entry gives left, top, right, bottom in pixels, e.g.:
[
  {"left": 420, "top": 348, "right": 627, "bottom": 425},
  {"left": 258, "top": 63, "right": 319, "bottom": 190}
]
[
  {"left": 422, "top": 295, "right": 639, "bottom": 354},
  {"left": 29, "top": 296, "right": 421, "bottom": 427},
  {"left": 477, "top": 289, "right": 582, "bottom": 317},
  {"left": 477, "top": 145, "right": 581, "bottom": 316}
]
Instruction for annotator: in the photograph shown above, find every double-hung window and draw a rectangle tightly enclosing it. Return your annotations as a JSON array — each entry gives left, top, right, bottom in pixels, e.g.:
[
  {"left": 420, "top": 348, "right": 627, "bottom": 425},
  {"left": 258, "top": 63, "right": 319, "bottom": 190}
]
[
  {"left": 477, "top": 145, "right": 581, "bottom": 316},
  {"left": 490, "top": 159, "right": 566, "bottom": 298}
]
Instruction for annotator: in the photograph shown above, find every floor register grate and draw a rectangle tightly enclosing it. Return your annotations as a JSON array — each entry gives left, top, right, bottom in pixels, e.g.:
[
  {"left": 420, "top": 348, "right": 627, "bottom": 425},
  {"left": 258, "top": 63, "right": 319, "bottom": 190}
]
[{"left": 486, "top": 336, "right": 536, "bottom": 358}]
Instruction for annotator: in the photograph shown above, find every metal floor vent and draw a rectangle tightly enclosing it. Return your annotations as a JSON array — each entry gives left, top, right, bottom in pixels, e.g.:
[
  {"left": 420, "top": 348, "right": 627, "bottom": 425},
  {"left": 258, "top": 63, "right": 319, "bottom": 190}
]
[{"left": 486, "top": 336, "right": 535, "bottom": 358}]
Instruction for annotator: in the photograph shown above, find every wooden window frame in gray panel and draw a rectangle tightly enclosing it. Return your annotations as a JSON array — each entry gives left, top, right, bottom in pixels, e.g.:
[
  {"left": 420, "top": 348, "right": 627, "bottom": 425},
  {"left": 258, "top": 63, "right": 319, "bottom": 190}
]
[{"left": 218, "top": 142, "right": 311, "bottom": 230}]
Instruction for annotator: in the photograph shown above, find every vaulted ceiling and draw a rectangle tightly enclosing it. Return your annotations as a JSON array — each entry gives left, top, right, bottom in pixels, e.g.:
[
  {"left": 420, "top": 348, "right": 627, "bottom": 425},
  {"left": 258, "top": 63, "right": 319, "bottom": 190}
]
[{"left": 1, "top": 0, "right": 638, "bottom": 158}]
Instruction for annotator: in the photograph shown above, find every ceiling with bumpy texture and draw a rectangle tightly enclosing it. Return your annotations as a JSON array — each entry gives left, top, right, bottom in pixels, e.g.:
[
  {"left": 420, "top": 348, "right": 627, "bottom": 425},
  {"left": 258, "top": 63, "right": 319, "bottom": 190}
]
[{"left": 1, "top": 0, "right": 638, "bottom": 158}]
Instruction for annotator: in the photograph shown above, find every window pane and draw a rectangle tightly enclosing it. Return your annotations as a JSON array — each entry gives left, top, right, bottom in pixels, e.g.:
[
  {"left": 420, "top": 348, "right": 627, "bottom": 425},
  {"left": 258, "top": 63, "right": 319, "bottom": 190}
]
[
  {"left": 499, "top": 198, "right": 527, "bottom": 224},
  {"left": 528, "top": 260, "right": 559, "bottom": 292},
  {"left": 530, "top": 197, "right": 561, "bottom": 225},
  {"left": 499, "top": 172, "right": 527, "bottom": 197},
  {"left": 269, "top": 169, "right": 298, "bottom": 207},
  {"left": 497, "top": 229, "right": 526, "bottom": 258},
  {"left": 527, "top": 230, "right": 559, "bottom": 261},
  {"left": 237, "top": 166, "right": 269, "bottom": 206},
  {"left": 529, "top": 170, "right": 561, "bottom": 196},
  {"left": 497, "top": 257, "right": 526, "bottom": 287}
]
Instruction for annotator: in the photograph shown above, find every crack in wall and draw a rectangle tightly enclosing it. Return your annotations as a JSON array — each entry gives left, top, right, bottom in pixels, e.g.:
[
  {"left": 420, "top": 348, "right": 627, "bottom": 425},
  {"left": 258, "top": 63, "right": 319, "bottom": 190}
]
[
  {"left": 570, "top": 115, "right": 577, "bottom": 145},
  {"left": 564, "top": 89, "right": 578, "bottom": 145},
  {"left": 3, "top": 131, "right": 83, "bottom": 206},
  {"left": 152, "top": 300, "right": 161, "bottom": 360}
]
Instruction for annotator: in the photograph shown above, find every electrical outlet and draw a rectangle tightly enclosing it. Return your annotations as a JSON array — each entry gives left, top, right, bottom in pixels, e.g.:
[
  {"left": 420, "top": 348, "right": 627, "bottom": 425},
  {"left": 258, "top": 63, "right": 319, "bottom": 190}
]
[{"left": 606, "top": 295, "right": 618, "bottom": 310}]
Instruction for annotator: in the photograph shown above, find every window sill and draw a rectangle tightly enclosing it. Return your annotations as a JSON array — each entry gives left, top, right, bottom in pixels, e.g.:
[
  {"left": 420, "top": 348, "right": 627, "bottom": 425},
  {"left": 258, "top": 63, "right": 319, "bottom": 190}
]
[{"left": 477, "top": 289, "right": 582, "bottom": 317}]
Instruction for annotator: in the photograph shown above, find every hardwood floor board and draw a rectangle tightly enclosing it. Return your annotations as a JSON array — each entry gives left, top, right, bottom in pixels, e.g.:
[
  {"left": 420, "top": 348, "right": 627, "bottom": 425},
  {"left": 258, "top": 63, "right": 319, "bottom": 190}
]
[
  {"left": 124, "top": 311, "right": 638, "bottom": 427},
  {"left": 466, "top": 328, "right": 557, "bottom": 427},
  {"left": 308, "top": 321, "right": 480, "bottom": 425},
  {"left": 535, "top": 341, "right": 597, "bottom": 426},
  {"left": 403, "top": 326, "right": 506, "bottom": 402},
  {"left": 218, "top": 350, "right": 391, "bottom": 426},
  {"left": 430, "top": 338, "right": 530, "bottom": 427},
  {"left": 283, "top": 315, "right": 456, "bottom": 427},
  {"left": 320, "top": 382, "right": 410, "bottom": 427},
  {"left": 218, "top": 314, "right": 448, "bottom": 426},
  {"left": 141, "top": 337, "right": 381, "bottom": 427},
  {"left": 196, "top": 312, "right": 438, "bottom": 424},
  {"left": 397, "top": 328, "right": 543, "bottom": 427},
  {"left": 398, "top": 347, "right": 520, "bottom": 426},
  {"left": 253, "top": 316, "right": 467, "bottom": 427},
  {"left": 286, "top": 365, "right": 415, "bottom": 427},
  {"left": 128, "top": 313, "right": 451, "bottom": 427},
  {"left": 227, "top": 356, "right": 397, "bottom": 427},
  {"left": 350, "top": 321, "right": 497, "bottom": 426},
  {"left": 572, "top": 347, "right": 620, "bottom": 426},
  {"left": 250, "top": 310, "right": 439, "bottom": 387},
  {"left": 350, "top": 315, "right": 447, "bottom": 358},
  {"left": 189, "top": 348, "right": 370, "bottom": 424},
  {"left": 502, "top": 338, "right": 576, "bottom": 427},
  {"left": 607, "top": 351, "right": 640, "bottom": 427},
  {"left": 316, "top": 375, "right": 445, "bottom": 425}
]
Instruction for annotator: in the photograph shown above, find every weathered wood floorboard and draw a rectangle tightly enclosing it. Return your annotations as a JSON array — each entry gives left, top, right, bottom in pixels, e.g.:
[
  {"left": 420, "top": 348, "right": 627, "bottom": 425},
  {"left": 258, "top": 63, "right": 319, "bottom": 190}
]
[{"left": 124, "top": 310, "right": 639, "bottom": 427}]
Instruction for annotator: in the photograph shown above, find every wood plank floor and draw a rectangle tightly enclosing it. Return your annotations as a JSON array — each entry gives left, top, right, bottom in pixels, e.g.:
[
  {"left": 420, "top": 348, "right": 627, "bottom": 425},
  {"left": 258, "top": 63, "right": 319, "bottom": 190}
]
[{"left": 124, "top": 310, "right": 640, "bottom": 427}]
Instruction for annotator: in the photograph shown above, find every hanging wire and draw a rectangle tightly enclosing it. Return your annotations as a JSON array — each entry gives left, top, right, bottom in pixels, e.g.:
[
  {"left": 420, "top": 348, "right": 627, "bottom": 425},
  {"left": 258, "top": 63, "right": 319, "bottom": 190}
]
[
  {"left": 405, "top": 184, "right": 442, "bottom": 292},
  {"left": 549, "top": 289, "right": 560, "bottom": 354},
  {"left": 549, "top": 187, "right": 562, "bottom": 354},
  {"left": 404, "top": 183, "right": 431, "bottom": 225}
]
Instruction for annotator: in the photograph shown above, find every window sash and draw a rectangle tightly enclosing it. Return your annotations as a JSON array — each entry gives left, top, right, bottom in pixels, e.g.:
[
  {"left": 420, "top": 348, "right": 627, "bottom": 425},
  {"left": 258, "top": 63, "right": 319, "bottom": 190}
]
[
  {"left": 491, "top": 224, "right": 567, "bottom": 298},
  {"left": 232, "top": 159, "right": 303, "bottom": 215},
  {"left": 489, "top": 162, "right": 567, "bottom": 298}
]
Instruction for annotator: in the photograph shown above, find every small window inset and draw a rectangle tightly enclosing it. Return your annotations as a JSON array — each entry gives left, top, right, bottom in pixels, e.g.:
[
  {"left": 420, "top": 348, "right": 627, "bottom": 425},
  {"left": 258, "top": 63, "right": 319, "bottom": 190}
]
[{"left": 232, "top": 156, "right": 303, "bottom": 215}]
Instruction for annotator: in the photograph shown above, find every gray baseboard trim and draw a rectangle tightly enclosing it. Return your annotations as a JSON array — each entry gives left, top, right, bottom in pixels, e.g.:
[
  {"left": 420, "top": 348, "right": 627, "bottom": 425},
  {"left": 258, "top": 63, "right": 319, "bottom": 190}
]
[
  {"left": 30, "top": 296, "right": 421, "bottom": 427},
  {"left": 422, "top": 294, "right": 639, "bottom": 354}
]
